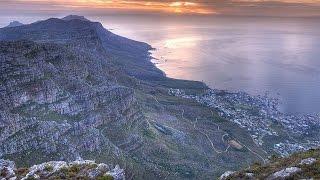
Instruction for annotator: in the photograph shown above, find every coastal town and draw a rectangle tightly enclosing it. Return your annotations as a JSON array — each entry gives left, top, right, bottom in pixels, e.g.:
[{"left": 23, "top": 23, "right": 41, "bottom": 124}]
[{"left": 169, "top": 88, "right": 320, "bottom": 157}]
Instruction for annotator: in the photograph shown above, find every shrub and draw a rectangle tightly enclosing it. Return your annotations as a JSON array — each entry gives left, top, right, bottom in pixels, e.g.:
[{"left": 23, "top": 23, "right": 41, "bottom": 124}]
[
  {"left": 44, "top": 165, "right": 53, "bottom": 172},
  {"left": 16, "top": 168, "right": 29, "bottom": 177},
  {"left": 69, "top": 165, "right": 81, "bottom": 174},
  {"left": 97, "top": 175, "right": 114, "bottom": 180}
]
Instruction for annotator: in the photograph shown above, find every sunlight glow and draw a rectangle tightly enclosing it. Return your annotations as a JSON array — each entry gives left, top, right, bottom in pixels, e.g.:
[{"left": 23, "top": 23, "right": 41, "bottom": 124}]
[
  {"left": 14, "top": 0, "right": 217, "bottom": 14},
  {"left": 7, "top": 0, "right": 320, "bottom": 16},
  {"left": 164, "top": 36, "right": 202, "bottom": 49}
]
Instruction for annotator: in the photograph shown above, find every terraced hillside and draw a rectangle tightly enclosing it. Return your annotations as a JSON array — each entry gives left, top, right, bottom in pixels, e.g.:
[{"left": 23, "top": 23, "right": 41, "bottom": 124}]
[{"left": 0, "top": 15, "right": 317, "bottom": 179}]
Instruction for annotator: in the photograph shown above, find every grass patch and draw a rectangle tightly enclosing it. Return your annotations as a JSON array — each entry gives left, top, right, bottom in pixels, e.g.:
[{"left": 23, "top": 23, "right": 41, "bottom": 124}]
[
  {"left": 24, "top": 47, "right": 41, "bottom": 59},
  {"left": 142, "top": 128, "right": 157, "bottom": 139},
  {"left": 97, "top": 175, "right": 114, "bottom": 180},
  {"left": 228, "top": 149, "right": 320, "bottom": 179},
  {"left": 44, "top": 164, "right": 53, "bottom": 172}
]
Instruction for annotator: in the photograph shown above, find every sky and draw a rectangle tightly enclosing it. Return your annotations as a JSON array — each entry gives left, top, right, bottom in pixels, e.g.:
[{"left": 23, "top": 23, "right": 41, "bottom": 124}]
[{"left": 0, "top": 0, "right": 319, "bottom": 17}]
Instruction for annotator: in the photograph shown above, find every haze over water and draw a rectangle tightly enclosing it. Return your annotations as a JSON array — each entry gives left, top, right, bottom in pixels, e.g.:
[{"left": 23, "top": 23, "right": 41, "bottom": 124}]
[
  {"left": 99, "top": 15, "right": 320, "bottom": 114},
  {"left": 2, "top": 15, "right": 320, "bottom": 114}
]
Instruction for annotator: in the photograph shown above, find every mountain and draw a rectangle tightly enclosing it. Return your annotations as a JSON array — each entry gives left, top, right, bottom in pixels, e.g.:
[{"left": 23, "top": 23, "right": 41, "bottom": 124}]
[
  {"left": 62, "top": 15, "right": 90, "bottom": 22},
  {"left": 5, "top": 21, "right": 24, "bottom": 28},
  {"left": 0, "top": 15, "right": 319, "bottom": 179},
  {"left": 220, "top": 148, "right": 320, "bottom": 179}
]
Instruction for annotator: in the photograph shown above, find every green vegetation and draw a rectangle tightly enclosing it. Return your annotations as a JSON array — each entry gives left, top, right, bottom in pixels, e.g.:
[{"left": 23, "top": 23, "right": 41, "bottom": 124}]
[
  {"left": 16, "top": 168, "right": 29, "bottom": 177},
  {"left": 69, "top": 165, "right": 81, "bottom": 174},
  {"left": 142, "top": 128, "right": 157, "bottom": 139},
  {"left": 24, "top": 48, "right": 39, "bottom": 59},
  {"left": 45, "top": 55, "right": 62, "bottom": 66},
  {"left": 226, "top": 149, "right": 320, "bottom": 179},
  {"left": 44, "top": 164, "right": 53, "bottom": 172},
  {"left": 97, "top": 175, "right": 114, "bottom": 180},
  {"left": 12, "top": 163, "right": 114, "bottom": 180}
]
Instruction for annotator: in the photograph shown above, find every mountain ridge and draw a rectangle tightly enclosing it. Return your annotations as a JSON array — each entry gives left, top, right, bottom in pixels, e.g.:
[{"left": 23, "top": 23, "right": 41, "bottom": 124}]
[
  {"left": 0, "top": 15, "right": 319, "bottom": 179},
  {"left": 62, "top": 15, "right": 90, "bottom": 21},
  {"left": 5, "top": 21, "right": 24, "bottom": 28}
]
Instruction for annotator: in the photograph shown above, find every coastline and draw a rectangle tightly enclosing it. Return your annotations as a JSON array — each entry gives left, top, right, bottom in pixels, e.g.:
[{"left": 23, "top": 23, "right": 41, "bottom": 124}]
[{"left": 145, "top": 42, "right": 320, "bottom": 157}]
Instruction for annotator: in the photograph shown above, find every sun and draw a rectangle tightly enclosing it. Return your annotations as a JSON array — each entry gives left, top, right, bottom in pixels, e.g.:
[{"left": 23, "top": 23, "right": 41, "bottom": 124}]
[
  {"left": 174, "top": 8, "right": 183, "bottom": 13},
  {"left": 170, "top": 2, "right": 183, "bottom": 7}
]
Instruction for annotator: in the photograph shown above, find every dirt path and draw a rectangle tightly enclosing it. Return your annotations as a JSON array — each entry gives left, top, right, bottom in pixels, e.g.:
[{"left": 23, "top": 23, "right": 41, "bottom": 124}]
[{"left": 181, "top": 109, "right": 230, "bottom": 154}]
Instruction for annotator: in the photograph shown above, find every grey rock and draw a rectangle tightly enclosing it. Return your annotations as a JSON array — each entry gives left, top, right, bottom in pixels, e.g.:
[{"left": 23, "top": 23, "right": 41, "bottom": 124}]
[
  {"left": 0, "top": 159, "right": 16, "bottom": 179},
  {"left": 97, "top": 163, "right": 110, "bottom": 173},
  {"left": 246, "top": 173, "right": 254, "bottom": 178},
  {"left": 220, "top": 171, "right": 235, "bottom": 180},
  {"left": 23, "top": 161, "right": 68, "bottom": 179},
  {"left": 88, "top": 168, "right": 102, "bottom": 178},
  {"left": 0, "top": 159, "right": 125, "bottom": 180},
  {"left": 0, "top": 159, "right": 16, "bottom": 170},
  {"left": 268, "top": 167, "right": 301, "bottom": 179},
  {"left": 299, "top": 158, "right": 317, "bottom": 165},
  {"left": 106, "top": 165, "right": 125, "bottom": 180}
]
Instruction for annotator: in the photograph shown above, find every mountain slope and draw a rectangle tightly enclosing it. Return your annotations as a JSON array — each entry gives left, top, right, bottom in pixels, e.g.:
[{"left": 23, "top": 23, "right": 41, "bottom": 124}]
[
  {"left": 221, "top": 148, "right": 320, "bottom": 180},
  {"left": 0, "top": 16, "right": 316, "bottom": 179}
]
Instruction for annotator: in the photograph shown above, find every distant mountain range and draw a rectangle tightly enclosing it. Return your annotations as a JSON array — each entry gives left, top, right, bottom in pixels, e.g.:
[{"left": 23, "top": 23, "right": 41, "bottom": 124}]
[
  {"left": 0, "top": 15, "right": 319, "bottom": 179},
  {"left": 5, "top": 21, "right": 24, "bottom": 28},
  {"left": 61, "top": 15, "right": 90, "bottom": 21}
]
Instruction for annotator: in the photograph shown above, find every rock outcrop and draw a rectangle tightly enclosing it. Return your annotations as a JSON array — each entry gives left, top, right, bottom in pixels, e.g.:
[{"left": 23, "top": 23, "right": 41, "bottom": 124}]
[
  {"left": 0, "top": 159, "right": 16, "bottom": 179},
  {"left": 268, "top": 167, "right": 301, "bottom": 179},
  {"left": 220, "top": 148, "right": 320, "bottom": 180},
  {"left": 0, "top": 159, "right": 125, "bottom": 180},
  {"left": 219, "top": 171, "right": 235, "bottom": 180}
]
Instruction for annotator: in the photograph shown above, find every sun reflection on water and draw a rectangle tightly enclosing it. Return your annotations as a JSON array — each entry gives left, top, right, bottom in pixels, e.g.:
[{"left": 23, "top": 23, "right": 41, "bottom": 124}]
[{"left": 164, "top": 36, "right": 202, "bottom": 49}]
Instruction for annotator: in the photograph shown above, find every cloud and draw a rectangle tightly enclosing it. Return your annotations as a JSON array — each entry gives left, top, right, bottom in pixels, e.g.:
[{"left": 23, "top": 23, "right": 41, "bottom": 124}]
[{"left": 0, "top": 0, "right": 319, "bottom": 16}]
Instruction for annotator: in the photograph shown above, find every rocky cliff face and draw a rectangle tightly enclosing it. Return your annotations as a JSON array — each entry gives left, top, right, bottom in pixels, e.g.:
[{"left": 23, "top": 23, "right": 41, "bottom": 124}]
[
  {"left": 0, "top": 16, "right": 302, "bottom": 179},
  {"left": 0, "top": 18, "right": 148, "bottom": 177},
  {"left": 0, "top": 40, "right": 139, "bottom": 162}
]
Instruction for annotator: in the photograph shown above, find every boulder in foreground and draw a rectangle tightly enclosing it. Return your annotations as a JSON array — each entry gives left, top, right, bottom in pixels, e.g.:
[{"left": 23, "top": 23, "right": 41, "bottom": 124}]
[
  {"left": 0, "top": 159, "right": 124, "bottom": 180},
  {"left": 220, "top": 149, "right": 320, "bottom": 180}
]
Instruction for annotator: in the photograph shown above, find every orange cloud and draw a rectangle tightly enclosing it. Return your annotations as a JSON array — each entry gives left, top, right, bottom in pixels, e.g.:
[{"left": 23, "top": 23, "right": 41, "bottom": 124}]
[
  {"left": 2, "top": 0, "right": 320, "bottom": 16},
  {"left": 14, "top": 0, "right": 216, "bottom": 14}
]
